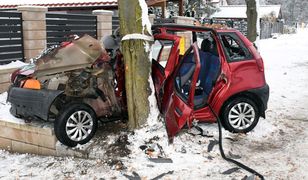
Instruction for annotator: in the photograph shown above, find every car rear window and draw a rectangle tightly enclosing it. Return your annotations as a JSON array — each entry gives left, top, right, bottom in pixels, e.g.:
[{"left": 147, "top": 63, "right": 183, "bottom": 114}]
[{"left": 219, "top": 32, "right": 253, "bottom": 62}]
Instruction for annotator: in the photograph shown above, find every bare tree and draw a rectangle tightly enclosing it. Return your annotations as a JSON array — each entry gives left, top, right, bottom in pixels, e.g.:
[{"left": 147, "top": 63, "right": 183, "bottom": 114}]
[
  {"left": 245, "top": 0, "right": 258, "bottom": 42},
  {"left": 118, "top": 0, "right": 153, "bottom": 129}
]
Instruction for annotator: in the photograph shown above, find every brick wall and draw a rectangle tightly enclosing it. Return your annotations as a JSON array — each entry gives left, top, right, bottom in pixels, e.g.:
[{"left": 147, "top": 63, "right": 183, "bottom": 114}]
[{"left": 0, "top": 119, "right": 57, "bottom": 155}]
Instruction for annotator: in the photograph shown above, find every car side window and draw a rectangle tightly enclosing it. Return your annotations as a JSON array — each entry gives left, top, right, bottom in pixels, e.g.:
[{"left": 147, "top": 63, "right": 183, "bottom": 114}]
[
  {"left": 220, "top": 33, "right": 252, "bottom": 62},
  {"left": 152, "top": 40, "right": 173, "bottom": 67}
]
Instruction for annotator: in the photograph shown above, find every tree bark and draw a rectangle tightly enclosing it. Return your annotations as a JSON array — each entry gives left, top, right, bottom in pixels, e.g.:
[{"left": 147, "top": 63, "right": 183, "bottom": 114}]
[
  {"left": 118, "top": 0, "right": 152, "bottom": 129},
  {"left": 245, "top": 0, "right": 258, "bottom": 42}
]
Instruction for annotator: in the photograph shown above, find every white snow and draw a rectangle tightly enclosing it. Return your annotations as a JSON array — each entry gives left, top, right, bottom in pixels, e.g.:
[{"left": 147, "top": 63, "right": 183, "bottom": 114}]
[
  {"left": 146, "top": 70, "right": 160, "bottom": 126},
  {"left": 121, "top": 33, "right": 154, "bottom": 41},
  {"left": 138, "top": 0, "right": 152, "bottom": 35},
  {"left": 0, "top": 60, "right": 27, "bottom": 70},
  {"left": 0, "top": 92, "right": 25, "bottom": 124},
  {"left": 0, "top": 29, "right": 308, "bottom": 179},
  {"left": 211, "top": 5, "right": 281, "bottom": 19}
]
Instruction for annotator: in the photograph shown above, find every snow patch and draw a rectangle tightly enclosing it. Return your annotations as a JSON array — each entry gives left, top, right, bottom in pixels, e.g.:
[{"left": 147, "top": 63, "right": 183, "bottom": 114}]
[
  {"left": 146, "top": 72, "right": 160, "bottom": 126},
  {"left": 138, "top": 0, "right": 152, "bottom": 35},
  {"left": 247, "top": 118, "right": 277, "bottom": 139},
  {"left": 0, "top": 92, "right": 25, "bottom": 124},
  {"left": 121, "top": 33, "right": 153, "bottom": 41},
  {"left": 0, "top": 60, "right": 27, "bottom": 70}
]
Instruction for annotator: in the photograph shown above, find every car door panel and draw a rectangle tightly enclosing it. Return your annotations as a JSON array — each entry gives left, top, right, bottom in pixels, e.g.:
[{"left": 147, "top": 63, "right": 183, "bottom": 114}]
[
  {"left": 154, "top": 33, "right": 180, "bottom": 78},
  {"left": 152, "top": 33, "right": 181, "bottom": 109},
  {"left": 162, "top": 43, "right": 201, "bottom": 141}
]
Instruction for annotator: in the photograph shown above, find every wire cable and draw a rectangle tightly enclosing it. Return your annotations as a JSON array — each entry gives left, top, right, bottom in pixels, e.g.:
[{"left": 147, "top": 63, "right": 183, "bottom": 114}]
[{"left": 208, "top": 105, "right": 265, "bottom": 180}]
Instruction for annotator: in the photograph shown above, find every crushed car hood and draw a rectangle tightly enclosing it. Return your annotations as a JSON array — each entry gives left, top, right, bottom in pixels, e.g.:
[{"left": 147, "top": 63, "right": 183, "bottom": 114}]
[{"left": 34, "top": 34, "right": 103, "bottom": 77}]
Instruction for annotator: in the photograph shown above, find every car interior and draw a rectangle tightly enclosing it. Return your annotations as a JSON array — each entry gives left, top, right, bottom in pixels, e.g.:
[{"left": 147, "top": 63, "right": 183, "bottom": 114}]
[
  {"left": 175, "top": 32, "right": 221, "bottom": 109},
  {"left": 151, "top": 29, "right": 221, "bottom": 109}
]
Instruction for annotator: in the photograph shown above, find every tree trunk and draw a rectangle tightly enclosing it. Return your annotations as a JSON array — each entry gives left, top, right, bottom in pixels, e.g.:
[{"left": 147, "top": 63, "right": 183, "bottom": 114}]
[
  {"left": 245, "top": 0, "right": 258, "bottom": 42},
  {"left": 118, "top": 0, "right": 152, "bottom": 129}
]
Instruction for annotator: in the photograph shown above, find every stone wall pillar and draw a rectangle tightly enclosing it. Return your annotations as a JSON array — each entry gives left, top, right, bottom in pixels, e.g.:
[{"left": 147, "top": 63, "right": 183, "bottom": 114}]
[
  {"left": 172, "top": 16, "right": 195, "bottom": 25},
  {"left": 93, "top": 10, "right": 113, "bottom": 41},
  {"left": 149, "top": 14, "right": 155, "bottom": 25},
  {"left": 172, "top": 16, "right": 195, "bottom": 52},
  {"left": 17, "top": 6, "right": 47, "bottom": 62}
]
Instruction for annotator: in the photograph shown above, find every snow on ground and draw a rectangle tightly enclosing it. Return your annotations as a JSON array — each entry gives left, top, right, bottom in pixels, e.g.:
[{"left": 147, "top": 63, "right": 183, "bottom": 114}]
[
  {"left": 0, "top": 29, "right": 308, "bottom": 179},
  {"left": 0, "top": 92, "right": 25, "bottom": 124},
  {"left": 0, "top": 60, "right": 27, "bottom": 70}
]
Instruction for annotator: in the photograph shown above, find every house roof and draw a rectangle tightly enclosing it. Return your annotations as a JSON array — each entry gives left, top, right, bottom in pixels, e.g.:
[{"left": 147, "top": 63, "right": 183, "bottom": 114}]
[
  {"left": 0, "top": 0, "right": 168, "bottom": 9},
  {"left": 211, "top": 5, "right": 282, "bottom": 19},
  {"left": 0, "top": 0, "right": 117, "bottom": 8}
]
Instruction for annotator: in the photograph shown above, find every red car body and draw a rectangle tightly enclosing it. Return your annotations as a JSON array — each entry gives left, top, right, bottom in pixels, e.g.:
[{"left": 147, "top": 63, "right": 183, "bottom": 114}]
[{"left": 151, "top": 24, "right": 269, "bottom": 140}]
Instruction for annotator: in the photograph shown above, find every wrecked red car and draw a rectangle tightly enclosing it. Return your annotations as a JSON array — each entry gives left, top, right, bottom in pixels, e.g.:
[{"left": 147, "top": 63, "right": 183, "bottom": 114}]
[
  {"left": 152, "top": 24, "right": 269, "bottom": 140},
  {"left": 7, "top": 24, "right": 269, "bottom": 147},
  {"left": 8, "top": 35, "right": 127, "bottom": 147}
]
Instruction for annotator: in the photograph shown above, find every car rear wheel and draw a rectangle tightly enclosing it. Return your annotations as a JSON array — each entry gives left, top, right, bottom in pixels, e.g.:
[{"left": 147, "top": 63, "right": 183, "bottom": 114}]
[
  {"left": 54, "top": 103, "right": 98, "bottom": 147},
  {"left": 221, "top": 97, "right": 259, "bottom": 133}
]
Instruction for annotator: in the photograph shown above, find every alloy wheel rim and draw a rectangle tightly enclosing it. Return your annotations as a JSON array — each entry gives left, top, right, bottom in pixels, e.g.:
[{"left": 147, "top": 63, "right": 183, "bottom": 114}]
[
  {"left": 65, "top": 110, "right": 93, "bottom": 141},
  {"left": 228, "top": 102, "right": 255, "bottom": 130}
]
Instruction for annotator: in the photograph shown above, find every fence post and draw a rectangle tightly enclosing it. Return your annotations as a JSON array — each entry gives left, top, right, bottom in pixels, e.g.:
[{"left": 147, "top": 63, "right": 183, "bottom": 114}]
[
  {"left": 93, "top": 10, "right": 113, "bottom": 41},
  {"left": 17, "top": 6, "right": 47, "bottom": 62}
]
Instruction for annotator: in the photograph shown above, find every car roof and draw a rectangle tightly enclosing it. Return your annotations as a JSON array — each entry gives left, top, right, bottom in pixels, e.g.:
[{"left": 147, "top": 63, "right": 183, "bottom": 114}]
[{"left": 152, "top": 23, "right": 239, "bottom": 34}]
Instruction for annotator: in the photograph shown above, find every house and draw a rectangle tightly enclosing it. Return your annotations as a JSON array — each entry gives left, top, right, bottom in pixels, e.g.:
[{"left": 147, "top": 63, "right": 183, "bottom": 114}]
[
  {"left": 211, "top": 5, "right": 282, "bottom": 20},
  {"left": 210, "top": 5, "right": 283, "bottom": 39},
  {"left": 0, "top": 0, "right": 184, "bottom": 17}
]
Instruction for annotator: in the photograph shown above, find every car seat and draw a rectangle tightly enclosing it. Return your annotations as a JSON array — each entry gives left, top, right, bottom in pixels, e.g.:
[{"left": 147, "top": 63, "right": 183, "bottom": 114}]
[{"left": 194, "top": 39, "right": 221, "bottom": 107}]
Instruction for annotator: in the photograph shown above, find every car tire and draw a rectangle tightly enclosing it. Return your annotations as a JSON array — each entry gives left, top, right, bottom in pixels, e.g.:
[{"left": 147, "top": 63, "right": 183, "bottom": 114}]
[
  {"left": 221, "top": 97, "right": 259, "bottom": 133},
  {"left": 54, "top": 103, "right": 98, "bottom": 147}
]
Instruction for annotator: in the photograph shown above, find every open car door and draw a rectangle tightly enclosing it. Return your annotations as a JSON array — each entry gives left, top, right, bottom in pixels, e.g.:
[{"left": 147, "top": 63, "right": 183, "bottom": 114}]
[
  {"left": 152, "top": 33, "right": 180, "bottom": 94},
  {"left": 153, "top": 33, "right": 180, "bottom": 78},
  {"left": 162, "top": 43, "right": 201, "bottom": 142}
]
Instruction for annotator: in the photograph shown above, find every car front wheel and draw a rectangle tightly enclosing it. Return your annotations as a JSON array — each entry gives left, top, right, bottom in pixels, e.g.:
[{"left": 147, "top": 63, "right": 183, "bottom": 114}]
[
  {"left": 54, "top": 103, "right": 98, "bottom": 147},
  {"left": 222, "top": 97, "right": 259, "bottom": 133}
]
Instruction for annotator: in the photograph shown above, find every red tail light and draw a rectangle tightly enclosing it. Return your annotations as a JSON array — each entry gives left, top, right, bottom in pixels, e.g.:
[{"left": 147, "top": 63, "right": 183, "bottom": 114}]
[{"left": 256, "top": 58, "right": 264, "bottom": 72}]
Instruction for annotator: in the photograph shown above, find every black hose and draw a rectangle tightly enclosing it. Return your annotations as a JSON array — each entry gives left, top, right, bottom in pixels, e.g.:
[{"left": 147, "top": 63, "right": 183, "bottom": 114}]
[{"left": 208, "top": 105, "right": 265, "bottom": 180}]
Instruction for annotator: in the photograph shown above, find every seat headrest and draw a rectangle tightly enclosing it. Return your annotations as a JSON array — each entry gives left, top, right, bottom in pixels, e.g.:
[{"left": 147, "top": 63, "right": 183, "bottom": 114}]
[{"left": 201, "top": 39, "right": 218, "bottom": 56}]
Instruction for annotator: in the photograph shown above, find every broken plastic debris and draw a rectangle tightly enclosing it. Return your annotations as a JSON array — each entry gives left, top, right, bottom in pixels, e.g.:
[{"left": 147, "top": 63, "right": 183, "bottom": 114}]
[
  {"left": 207, "top": 139, "right": 219, "bottom": 152},
  {"left": 222, "top": 167, "right": 240, "bottom": 175},
  {"left": 148, "top": 158, "right": 173, "bottom": 163}
]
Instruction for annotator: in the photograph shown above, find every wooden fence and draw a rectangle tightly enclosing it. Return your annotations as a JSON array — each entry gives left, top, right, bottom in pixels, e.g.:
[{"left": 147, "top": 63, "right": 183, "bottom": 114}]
[
  {"left": 46, "top": 13, "right": 97, "bottom": 46},
  {"left": 0, "top": 12, "right": 24, "bottom": 65},
  {"left": 260, "top": 20, "right": 284, "bottom": 39}
]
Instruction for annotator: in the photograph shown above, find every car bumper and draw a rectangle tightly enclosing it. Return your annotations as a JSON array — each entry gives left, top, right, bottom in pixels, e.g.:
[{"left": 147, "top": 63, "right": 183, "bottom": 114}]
[
  {"left": 7, "top": 87, "right": 63, "bottom": 121},
  {"left": 248, "top": 84, "right": 269, "bottom": 118}
]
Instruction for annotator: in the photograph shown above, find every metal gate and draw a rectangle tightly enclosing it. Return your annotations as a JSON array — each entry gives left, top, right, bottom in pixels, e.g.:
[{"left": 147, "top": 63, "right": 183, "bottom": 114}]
[
  {"left": 112, "top": 16, "right": 119, "bottom": 32},
  {"left": 46, "top": 13, "right": 97, "bottom": 46},
  {"left": 0, "top": 12, "right": 24, "bottom": 65}
]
